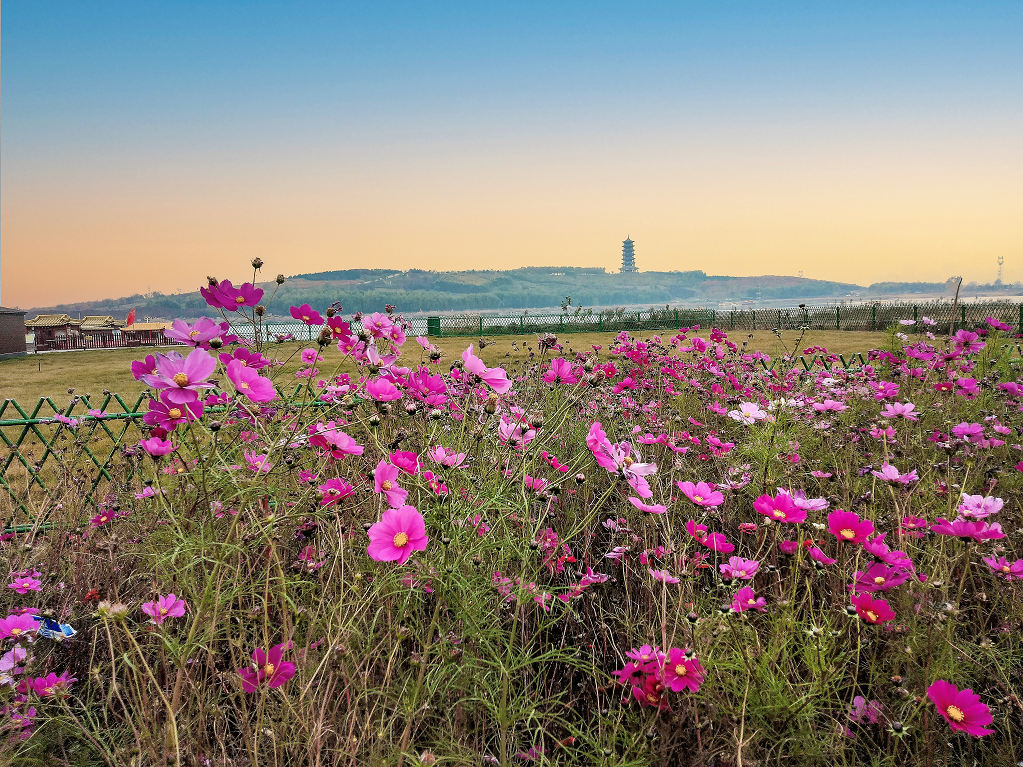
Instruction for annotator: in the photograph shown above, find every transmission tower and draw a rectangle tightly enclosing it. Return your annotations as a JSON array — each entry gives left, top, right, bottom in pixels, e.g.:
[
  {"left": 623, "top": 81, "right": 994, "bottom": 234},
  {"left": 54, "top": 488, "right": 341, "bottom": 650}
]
[{"left": 997, "top": 255, "right": 1005, "bottom": 285}]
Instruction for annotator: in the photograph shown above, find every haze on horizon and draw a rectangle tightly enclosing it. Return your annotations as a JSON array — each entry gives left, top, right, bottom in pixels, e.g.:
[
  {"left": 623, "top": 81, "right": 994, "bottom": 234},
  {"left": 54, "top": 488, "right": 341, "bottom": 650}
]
[{"left": 2, "top": 1, "right": 1022, "bottom": 309}]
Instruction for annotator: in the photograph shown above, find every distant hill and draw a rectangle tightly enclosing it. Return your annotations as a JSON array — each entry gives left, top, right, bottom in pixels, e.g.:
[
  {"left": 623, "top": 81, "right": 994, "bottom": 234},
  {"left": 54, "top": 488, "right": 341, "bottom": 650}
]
[{"left": 20, "top": 267, "right": 1021, "bottom": 321}]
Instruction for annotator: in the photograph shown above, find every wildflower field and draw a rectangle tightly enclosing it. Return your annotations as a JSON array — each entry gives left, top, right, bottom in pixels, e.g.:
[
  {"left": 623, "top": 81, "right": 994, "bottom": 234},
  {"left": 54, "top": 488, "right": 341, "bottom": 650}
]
[{"left": 3, "top": 268, "right": 1023, "bottom": 766}]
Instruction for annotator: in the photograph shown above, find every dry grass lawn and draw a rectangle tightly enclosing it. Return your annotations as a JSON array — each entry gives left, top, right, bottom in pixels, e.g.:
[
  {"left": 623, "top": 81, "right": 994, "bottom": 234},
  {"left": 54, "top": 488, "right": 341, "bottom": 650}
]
[{"left": 0, "top": 328, "right": 893, "bottom": 406}]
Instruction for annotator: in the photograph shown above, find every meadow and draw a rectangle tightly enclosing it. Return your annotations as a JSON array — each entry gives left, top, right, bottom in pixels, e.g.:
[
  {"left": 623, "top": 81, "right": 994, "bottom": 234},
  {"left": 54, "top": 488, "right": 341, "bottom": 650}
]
[{"left": 1, "top": 268, "right": 1021, "bottom": 766}]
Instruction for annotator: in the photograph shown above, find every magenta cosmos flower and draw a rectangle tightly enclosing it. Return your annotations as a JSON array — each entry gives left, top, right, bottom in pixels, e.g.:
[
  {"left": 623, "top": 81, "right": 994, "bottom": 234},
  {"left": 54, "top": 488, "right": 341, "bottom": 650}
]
[
  {"left": 238, "top": 643, "right": 296, "bottom": 692},
  {"left": 828, "top": 509, "right": 875, "bottom": 544},
  {"left": 927, "top": 680, "right": 994, "bottom": 736},
  {"left": 29, "top": 671, "right": 77, "bottom": 697},
  {"left": 318, "top": 478, "right": 355, "bottom": 507},
  {"left": 754, "top": 492, "right": 806, "bottom": 523},
  {"left": 662, "top": 648, "right": 705, "bottom": 693},
  {"left": 227, "top": 359, "right": 277, "bottom": 403},
  {"left": 366, "top": 377, "right": 402, "bottom": 401},
  {"left": 289, "top": 303, "right": 324, "bottom": 326},
  {"left": 0, "top": 613, "right": 37, "bottom": 640},
  {"left": 677, "top": 481, "right": 724, "bottom": 508},
  {"left": 628, "top": 497, "right": 667, "bottom": 514},
  {"left": 165, "top": 317, "right": 225, "bottom": 347},
  {"left": 731, "top": 586, "right": 766, "bottom": 613},
  {"left": 366, "top": 505, "right": 428, "bottom": 564},
  {"left": 850, "top": 592, "right": 895, "bottom": 625},
  {"left": 141, "top": 593, "right": 187, "bottom": 625},
  {"left": 542, "top": 358, "right": 580, "bottom": 384},
  {"left": 200, "top": 279, "right": 263, "bottom": 311}
]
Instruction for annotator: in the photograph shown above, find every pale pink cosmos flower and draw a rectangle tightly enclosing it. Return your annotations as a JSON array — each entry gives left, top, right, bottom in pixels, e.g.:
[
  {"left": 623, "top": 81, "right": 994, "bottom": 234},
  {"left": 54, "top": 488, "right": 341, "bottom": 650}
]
[
  {"left": 958, "top": 494, "right": 1003, "bottom": 519},
  {"left": 719, "top": 557, "right": 759, "bottom": 580},
  {"left": 879, "top": 402, "right": 919, "bottom": 421},
  {"left": 677, "top": 481, "right": 724, "bottom": 507},
  {"left": 870, "top": 463, "right": 918, "bottom": 484},
  {"left": 648, "top": 569, "right": 680, "bottom": 584},
  {"left": 628, "top": 497, "right": 667, "bottom": 514}
]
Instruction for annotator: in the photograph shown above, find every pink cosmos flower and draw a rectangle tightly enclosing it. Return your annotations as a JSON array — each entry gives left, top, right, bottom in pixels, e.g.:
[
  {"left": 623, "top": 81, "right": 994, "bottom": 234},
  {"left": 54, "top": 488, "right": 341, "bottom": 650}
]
[
  {"left": 850, "top": 592, "right": 895, "bottom": 624},
  {"left": 308, "top": 421, "right": 364, "bottom": 457},
  {"left": 139, "top": 436, "right": 176, "bottom": 456},
  {"left": 244, "top": 451, "right": 272, "bottom": 473},
  {"left": 366, "top": 377, "right": 402, "bottom": 401},
  {"left": 958, "top": 494, "right": 1003, "bottom": 519},
  {"left": 879, "top": 402, "right": 919, "bottom": 421},
  {"left": 927, "top": 680, "right": 994, "bottom": 737},
  {"left": 754, "top": 493, "right": 806, "bottom": 523},
  {"left": 870, "top": 463, "right": 918, "bottom": 484},
  {"left": 628, "top": 497, "right": 667, "bottom": 514},
  {"left": 0, "top": 614, "right": 37, "bottom": 640},
  {"left": 165, "top": 317, "right": 224, "bottom": 347},
  {"left": 373, "top": 460, "right": 409, "bottom": 508},
  {"left": 141, "top": 593, "right": 187, "bottom": 625},
  {"left": 648, "top": 568, "right": 680, "bottom": 584},
  {"left": 685, "top": 520, "right": 735, "bottom": 554},
  {"left": 29, "top": 671, "right": 77, "bottom": 697},
  {"left": 728, "top": 401, "right": 768, "bottom": 425},
  {"left": 542, "top": 358, "right": 581, "bottom": 384},
  {"left": 238, "top": 643, "right": 296, "bottom": 692},
  {"left": 389, "top": 451, "right": 420, "bottom": 476},
  {"left": 827, "top": 509, "right": 874, "bottom": 544},
  {"left": 719, "top": 557, "right": 759, "bottom": 580},
  {"left": 8, "top": 577, "right": 42, "bottom": 594},
  {"left": 366, "top": 505, "right": 428, "bottom": 564},
  {"left": 428, "top": 445, "right": 466, "bottom": 468},
  {"left": 853, "top": 563, "right": 911, "bottom": 592},
  {"left": 982, "top": 556, "right": 1023, "bottom": 580},
  {"left": 200, "top": 279, "right": 263, "bottom": 311},
  {"left": 143, "top": 394, "right": 203, "bottom": 431},
  {"left": 677, "top": 481, "right": 724, "bottom": 507},
  {"left": 461, "top": 345, "right": 512, "bottom": 394},
  {"left": 290, "top": 303, "right": 324, "bottom": 326},
  {"left": 731, "top": 586, "right": 766, "bottom": 613},
  {"left": 142, "top": 349, "right": 217, "bottom": 404},
  {"left": 317, "top": 478, "right": 355, "bottom": 507},
  {"left": 930, "top": 518, "right": 1005, "bottom": 542},
  {"left": 227, "top": 359, "right": 277, "bottom": 403}
]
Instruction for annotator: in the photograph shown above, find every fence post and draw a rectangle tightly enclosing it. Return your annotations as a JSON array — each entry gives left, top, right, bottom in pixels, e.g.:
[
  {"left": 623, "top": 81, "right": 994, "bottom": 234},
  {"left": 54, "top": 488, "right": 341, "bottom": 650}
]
[
  {"left": 961, "top": 306, "right": 966, "bottom": 327},
  {"left": 871, "top": 305, "right": 876, "bottom": 331},
  {"left": 777, "top": 310, "right": 782, "bottom": 329},
  {"left": 519, "top": 316, "right": 524, "bottom": 334},
  {"left": 1019, "top": 304, "right": 1023, "bottom": 335},
  {"left": 730, "top": 310, "right": 735, "bottom": 329},
  {"left": 836, "top": 306, "right": 841, "bottom": 330},
  {"left": 598, "top": 315, "right": 603, "bottom": 332},
  {"left": 479, "top": 317, "right": 483, "bottom": 335},
  {"left": 674, "top": 309, "right": 679, "bottom": 328}
]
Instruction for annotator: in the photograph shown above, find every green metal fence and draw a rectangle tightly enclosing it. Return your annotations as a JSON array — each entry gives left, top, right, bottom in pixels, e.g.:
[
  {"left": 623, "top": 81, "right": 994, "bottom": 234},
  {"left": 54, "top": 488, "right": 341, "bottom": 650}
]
[{"left": 419, "top": 301, "right": 1023, "bottom": 338}]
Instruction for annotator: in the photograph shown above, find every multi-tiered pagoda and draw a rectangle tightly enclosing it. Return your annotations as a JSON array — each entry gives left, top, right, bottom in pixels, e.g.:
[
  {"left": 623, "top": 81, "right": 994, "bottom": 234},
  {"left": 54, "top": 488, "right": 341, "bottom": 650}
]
[{"left": 620, "top": 236, "right": 638, "bottom": 273}]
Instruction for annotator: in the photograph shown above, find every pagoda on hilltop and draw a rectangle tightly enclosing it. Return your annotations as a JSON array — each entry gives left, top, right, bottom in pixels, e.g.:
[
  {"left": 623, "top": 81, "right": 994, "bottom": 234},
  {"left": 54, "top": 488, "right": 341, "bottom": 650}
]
[{"left": 620, "top": 236, "right": 638, "bottom": 273}]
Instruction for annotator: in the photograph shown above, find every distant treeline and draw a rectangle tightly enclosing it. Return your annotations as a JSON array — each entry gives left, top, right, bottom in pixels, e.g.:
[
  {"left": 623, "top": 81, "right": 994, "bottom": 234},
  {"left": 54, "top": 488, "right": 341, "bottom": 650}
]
[{"left": 21, "top": 266, "right": 1023, "bottom": 321}]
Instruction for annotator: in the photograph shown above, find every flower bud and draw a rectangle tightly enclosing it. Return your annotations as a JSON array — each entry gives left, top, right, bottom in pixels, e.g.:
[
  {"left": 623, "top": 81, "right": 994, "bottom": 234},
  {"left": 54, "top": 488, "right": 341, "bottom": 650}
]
[{"left": 251, "top": 257, "right": 264, "bottom": 269}]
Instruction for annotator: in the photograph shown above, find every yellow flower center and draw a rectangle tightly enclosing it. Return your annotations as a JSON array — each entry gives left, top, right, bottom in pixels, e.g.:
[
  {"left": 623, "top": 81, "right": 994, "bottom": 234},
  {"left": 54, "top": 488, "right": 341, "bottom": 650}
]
[
  {"left": 393, "top": 532, "right": 409, "bottom": 547},
  {"left": 865, "top": 610, "right": 878, "bottom": 623},
  {"left": 736, "top": 570, "right": 746, "bottom": 577},
  {"left": 302, "top": 315, "right": 309, "bottom": 321},
  {"left": 235, "top": 296, "right": 246, "bottom": 304},
  {"left": 772, "top": 509, "right": 786, "bottom": 518},
  {"left": 43, "top": 686, "right": 54, "bottom": 695},
  {"left": 674, "top": 664, "right": 686, "bottom": 675},
  {"left": 946, "top": 705, "right": 966, "bottom": 722},
  {"left": 646, "top": 692, "right": 659, "bottom": 705},
  {"left": 263, "top": 663, "right": 275, "bottom": 676},
  {"left": 381, "top": 481, "right": 393, "bottom": 491},
  {"left": 693, "top": 495, "right": 703, "bottom": 502},
  {"left": 873, "top": 576, "right": 886, "bottom": 585},
  {"left": 747, "top": 598, "right": 756, "bottom": 605},
  {"left": 168, "top": 408, "right": 182, "bottom": 419},
  {"left": 240, "top": 382, "right": 250, "bottom": 389},
  {"left": 840, "top": 528, "right": 855, "bottom": 539},
  {"left": 189, "top": 329, "right": 199, "bottom": 338},
  {"left": 1002, "top": 565, "right": 1011, "bottom": 572},
  {"left": 10, "top": 628, "right": 22, "bottom": 635},
  {"left": 159, "top": 607, "right": 168, "bottom": 615},
  {"left": 173, "top": 373, "right": 189, "bottom": 386},
  {"left": 623, "top": 456, "right": 635, "bottom": 467}
]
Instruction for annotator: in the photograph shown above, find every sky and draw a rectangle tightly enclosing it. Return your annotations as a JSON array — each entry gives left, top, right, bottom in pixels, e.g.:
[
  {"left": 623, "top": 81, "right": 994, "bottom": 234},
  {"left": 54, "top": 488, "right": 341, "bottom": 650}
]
[{"left": 2, "top": 1, "right": 1022, "bottom": 308}]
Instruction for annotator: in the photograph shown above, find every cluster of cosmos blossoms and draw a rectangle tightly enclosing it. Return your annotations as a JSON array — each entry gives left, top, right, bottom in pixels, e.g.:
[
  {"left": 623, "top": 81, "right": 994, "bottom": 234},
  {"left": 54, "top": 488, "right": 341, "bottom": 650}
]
[{"left": 4, "top": 265, "right": 1022, "bottom": 761}]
